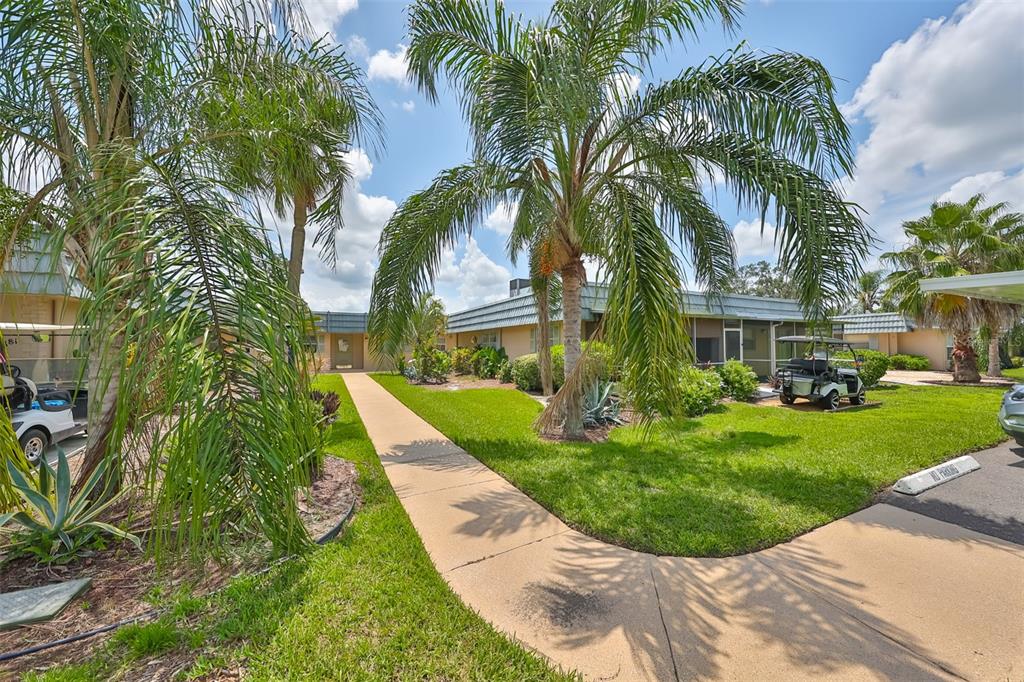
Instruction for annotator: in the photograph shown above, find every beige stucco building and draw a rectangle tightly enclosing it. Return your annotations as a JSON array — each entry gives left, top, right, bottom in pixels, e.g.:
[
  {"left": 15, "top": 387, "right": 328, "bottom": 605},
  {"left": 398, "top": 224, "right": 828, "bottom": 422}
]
[
  {"left": 833, "top": 313, "right": 950, "bottom": 370},
  {"left": 310, "top": 311, "right": 389, "bottom": 372}
]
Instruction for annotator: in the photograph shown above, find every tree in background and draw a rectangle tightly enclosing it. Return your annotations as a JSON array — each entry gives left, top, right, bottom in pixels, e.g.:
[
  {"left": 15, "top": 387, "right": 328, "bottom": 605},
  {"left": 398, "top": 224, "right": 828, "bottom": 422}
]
[
  {"left": 369, "top": 0, "right": 868, "bottom": 438},
  {"left": 847, "top": 269, "right": 888, "bottom": 313},
  {"left": 0, "top": 0, "right": 349, "bottom": 556},
  {"left": 722, "top": 260, "right": 798, "bottom": 299},
  {"left": 884, "top": 194, "right": 1024, "bottom": 381},
  {"left": 200, "top": 27, "right": 383, "bottom": 296}
]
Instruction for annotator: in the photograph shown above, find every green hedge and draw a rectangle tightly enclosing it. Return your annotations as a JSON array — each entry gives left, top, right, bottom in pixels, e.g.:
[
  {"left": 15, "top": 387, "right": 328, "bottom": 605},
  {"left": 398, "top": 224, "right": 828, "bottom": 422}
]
[
  {"left": 715, "top": 360, "right": 759, "bottom": 401},
  {"left": 509, "top": 341, "right": 613, "bottom": 392},
  {"left": 678, "top": 366, "right": 723, "bottom": 417},
  {"left": 836, "top": 349, "right": 889, "bottom": 387},
  {"left": 888, "top": 353, "right": 930, "bottom": 371}
]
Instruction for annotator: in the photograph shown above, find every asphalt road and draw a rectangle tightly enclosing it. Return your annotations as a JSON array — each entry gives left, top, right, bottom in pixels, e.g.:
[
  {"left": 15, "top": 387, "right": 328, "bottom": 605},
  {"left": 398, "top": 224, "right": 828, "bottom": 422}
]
[{"left": 883, "top": 441, "right": 1024, "bottom": 545}]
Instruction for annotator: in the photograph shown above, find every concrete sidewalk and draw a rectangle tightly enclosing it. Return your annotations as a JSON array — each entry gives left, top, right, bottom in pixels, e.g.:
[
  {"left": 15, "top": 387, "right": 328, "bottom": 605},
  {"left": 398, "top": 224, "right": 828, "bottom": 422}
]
[{"left": 343, "top": 373, "right": 1024, "bottom": 681}]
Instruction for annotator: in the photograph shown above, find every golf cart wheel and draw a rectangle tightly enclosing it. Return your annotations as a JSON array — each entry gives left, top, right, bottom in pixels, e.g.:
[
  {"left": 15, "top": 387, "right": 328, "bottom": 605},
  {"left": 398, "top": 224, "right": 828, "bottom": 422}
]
[
  {"left": 849, "top": 389, "right": 866, "bottom": 405},
  {"left": 824, "top": 390, "right": 840, "bottom": 411},
  {"left": 19, "top": 427, "right": 48, "bottom": 464},
  {"left": 780, "top": 392, "right": 795, "bottom": 405}
]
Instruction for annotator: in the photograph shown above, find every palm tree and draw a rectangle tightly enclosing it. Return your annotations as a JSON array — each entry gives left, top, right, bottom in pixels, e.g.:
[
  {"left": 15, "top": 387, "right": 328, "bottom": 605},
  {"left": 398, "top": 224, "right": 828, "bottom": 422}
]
[
  {"left": 0, "top": 0, "right": 342, "bottom": 554},
  {"left": 200, "top": 29, "right": 384, "bottom": 295},
  {"left": 408, "top": 293, "right": 447, "bottom": 350},
  {"left": 369, "top": 0, "right": 868, "bottom": 438},
  {"left": 847, "top": 270, "right": 886, "bottom": 313},
  {"left": 884, "top": 195, "right": 1024, "bottom": 382}
]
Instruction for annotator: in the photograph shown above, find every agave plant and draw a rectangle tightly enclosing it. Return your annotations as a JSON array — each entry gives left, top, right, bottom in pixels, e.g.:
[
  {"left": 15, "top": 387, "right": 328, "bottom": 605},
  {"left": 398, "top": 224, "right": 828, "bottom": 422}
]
[
  {"left": 1, "top": 449, "right": 140, "bottom": 563},
  {"left": 583, "top": 380, "right": 623, "bottom": 428}
]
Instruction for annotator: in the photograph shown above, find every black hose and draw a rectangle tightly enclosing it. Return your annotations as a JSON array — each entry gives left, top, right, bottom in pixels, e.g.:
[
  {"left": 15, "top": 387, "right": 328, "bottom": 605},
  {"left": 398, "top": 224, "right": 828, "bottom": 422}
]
[{"left": 0, "top": 501, "right": 356, "bottom": 665}]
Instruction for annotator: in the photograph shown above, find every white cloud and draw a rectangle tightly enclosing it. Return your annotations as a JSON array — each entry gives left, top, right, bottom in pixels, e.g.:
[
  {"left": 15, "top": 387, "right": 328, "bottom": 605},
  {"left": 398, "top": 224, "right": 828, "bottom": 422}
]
[
  {"left": 482, "top": 201, "right": 517, "bottom": 235},
  {"left": 607, "top": 72, "right": 641, "bottom": 100},
  {"left": 939, "top": 169, "right": 1024, "bottom": 208},
  {"left": 267, "top": 147, "right": 396, "bottom": 311},
  {"left": 841, "top": 0, "right": 1024, "bottom": 246},
  {"left": 436, "top": 237, "right": 511, "bottom": 311},
  {"left": 368, "top": 44, "right": 409, "bottom": 85},
  {"left": 731, "top": 219, "right": 777, "bottom": 261},
  {"left": 400, "top": 100, "right": 415, "bottom": 113},
  {"left": 302, "top": 0, "right": 358, "bottom": 43},
  {"left": 344, "top": 34, "right": 369, "bottom": 59}
]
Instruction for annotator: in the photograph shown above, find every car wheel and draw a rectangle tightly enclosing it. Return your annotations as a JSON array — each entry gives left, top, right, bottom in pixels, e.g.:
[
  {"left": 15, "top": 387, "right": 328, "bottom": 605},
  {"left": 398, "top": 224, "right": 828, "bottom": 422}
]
[
  {"left": 19, "top": 427, "right": 48, "bottom": 465},
  {"left": 849, "top": 388, "right": 865, "bottom": 405},
  {"left": 824, "top": 390, "right": 840, "bottom": 411}
]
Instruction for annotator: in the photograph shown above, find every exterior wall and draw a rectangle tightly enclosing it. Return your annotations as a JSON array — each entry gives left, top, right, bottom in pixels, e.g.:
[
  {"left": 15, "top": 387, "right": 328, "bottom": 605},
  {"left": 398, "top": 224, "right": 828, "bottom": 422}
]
[
  {"left": 896, "top": 329, "right": 948, "bottom": 370},
  {"left": 502, "top": 324, "right": 533, "bottom": 359},
  {"left": 314, "top": 332, "right": 387, "bottom": 371},
  {"left": 0, "top": 293, "right": 80, "bottom": 360},
  {"left": 843, "top": 332, "right": 898, "bottom": 355}
]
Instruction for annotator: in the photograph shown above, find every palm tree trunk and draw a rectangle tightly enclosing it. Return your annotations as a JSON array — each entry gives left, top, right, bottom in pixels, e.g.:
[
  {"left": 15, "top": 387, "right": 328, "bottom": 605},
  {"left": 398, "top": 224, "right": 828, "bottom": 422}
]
[
  {"left": 987, "top": 334, "right": 1002, "bottom": 378},
  {"left": 287, "top": 192, "right": 308, "bottom": 296},
  {"left": 534, "top": 280, "right": 553, "bottom": 396},
  {"left": 560, "top": 258, "right": 585, "bottom": 438},
  {"left": 78, "top": 337, "right": 122, "bottom": 490},
  {"left": 951, "top": 330, "right": 981, "bottom": 383}
]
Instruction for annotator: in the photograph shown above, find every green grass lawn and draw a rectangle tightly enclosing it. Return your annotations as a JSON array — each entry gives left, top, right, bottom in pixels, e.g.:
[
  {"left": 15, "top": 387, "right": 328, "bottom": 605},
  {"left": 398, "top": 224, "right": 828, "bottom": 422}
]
[
  {"left": 374, "top": 374, "right": 1007, "bottom": 557},
  {"left": 30, "top": 375, "right": 573, "bottom": 682},
  {"left": 1002, "top": 367, "right": 1024, "bottom": 381}
]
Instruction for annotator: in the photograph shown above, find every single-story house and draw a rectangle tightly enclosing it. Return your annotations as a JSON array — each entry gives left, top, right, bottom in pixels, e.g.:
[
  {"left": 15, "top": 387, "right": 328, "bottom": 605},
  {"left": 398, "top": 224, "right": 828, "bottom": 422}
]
[
  {"left": 1, "top": 243, "right": 84, "bottom": 384},
  {"left": 310, "top": 311, "right": 390, "bottom": 372},
  {"left": 445, "top": 280, "right": 817, "bottom": 378},
  {"left": 832, "top": 312, "right": 950, "bottom": 370}
]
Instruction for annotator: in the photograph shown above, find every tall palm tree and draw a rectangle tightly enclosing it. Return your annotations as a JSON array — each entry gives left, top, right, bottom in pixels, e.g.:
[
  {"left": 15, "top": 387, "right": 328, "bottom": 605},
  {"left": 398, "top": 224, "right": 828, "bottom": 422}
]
[
  {"left": 369, "top": 0, "right": 868, "bottom": 437},
  {"left": 199, "top": 28, "right": 384, "bottom": 295},
  {"left": 847, "top": 269, "right": 886, "bottom": 313},
  {"left": 0, "top": 0, "right": 340, "bottom": 554},
  {"left": 884, "top": 194, "right": 1024, "bottom": 382}
]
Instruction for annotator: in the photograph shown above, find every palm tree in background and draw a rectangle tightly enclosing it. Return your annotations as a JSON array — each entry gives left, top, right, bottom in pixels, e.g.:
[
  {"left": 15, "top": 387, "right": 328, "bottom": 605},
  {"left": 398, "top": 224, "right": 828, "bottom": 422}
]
[
  {"left": 369, "top": 0, "right": 868, "bottom": 437},
  {"left": 200, "top": 28, "right": 384, "bottom": 295},
  {"left": 848, "top": 270, "right": 886, "bottom": 313},
  {"left": 884, "top": 195, "right": 1024, "bottom": 381},
  {"left": 0, "top": 0, "right": 357, "bottom": 555}
]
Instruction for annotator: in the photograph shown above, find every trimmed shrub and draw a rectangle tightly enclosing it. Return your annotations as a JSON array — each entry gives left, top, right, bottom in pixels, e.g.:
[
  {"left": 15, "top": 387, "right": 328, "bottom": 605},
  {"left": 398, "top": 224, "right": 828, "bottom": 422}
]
[
  {"left": 888, "top": 353, "right": 930, "bottom": 371},
  {"left": 509, "top": 342, "right": 612, "bottom": 392},
  {"left": 837, "top": 349, "right": 889, "bottom": 387},
  {"left": 497, "top": 359, "right": 513, "bottom": 383},
  {"left": 678, "top": 366, "right": 723, "bottom": 417},
  {"left": 1012, "top": 356, "right": 1024, "bottom": 369},
  {"left": 716, "top": 360, "right": 759, "bottom": 401}
]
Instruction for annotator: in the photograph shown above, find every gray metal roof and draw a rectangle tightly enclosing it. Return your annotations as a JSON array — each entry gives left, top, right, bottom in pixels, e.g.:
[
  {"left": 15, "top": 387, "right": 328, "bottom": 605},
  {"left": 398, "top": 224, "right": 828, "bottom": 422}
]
[
  {"left": 2, "top": 243, "right": 86, "bottom": 298},
  {"left": 833, "top": 312, "right": 916, "bottom": 334},
  {"left": 312, "top": 311, "right": 368, "bottom": 333},
  {"left": 447, "top": 284, "right": 807, "bottom": 333}
]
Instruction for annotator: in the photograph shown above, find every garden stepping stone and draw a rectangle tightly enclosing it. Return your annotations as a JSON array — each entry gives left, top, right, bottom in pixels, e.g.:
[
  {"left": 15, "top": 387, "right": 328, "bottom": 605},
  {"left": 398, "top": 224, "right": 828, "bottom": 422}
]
[{"left": 0, "top": 577, "right": 92, "bottom": 630}]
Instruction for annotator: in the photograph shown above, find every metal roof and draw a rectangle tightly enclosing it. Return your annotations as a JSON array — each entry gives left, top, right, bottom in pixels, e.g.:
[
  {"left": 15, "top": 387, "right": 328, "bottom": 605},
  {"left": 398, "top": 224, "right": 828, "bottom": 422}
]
[
  {"left": 2, "top": 243, "right": 86, "bottom": 298},
  {"left": 311, "top": 311, "right": 368, "bottom": 333},
  {"left": 833, "top": 312, "right": 916, "bottom": 334},
  {"left": 447, "top": 284, "right": 807, "bottom": 333}
]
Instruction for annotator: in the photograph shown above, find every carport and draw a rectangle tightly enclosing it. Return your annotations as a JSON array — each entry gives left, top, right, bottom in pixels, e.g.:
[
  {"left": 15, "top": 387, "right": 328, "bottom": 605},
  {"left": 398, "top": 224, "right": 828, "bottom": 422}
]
[{"left": 920, "top": 269, "right": 1024, "bottom": 304}]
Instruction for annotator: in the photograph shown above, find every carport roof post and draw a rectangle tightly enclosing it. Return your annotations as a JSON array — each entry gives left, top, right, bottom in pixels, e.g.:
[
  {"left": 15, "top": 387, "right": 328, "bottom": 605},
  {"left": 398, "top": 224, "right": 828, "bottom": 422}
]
[{"left": 919, "top": 270, "right": 1024, "bottom": 305}]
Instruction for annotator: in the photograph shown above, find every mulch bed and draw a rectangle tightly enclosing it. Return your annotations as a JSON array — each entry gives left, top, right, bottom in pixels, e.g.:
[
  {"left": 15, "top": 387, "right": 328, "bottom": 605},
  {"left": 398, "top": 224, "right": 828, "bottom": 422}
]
[
  {"left": 0, "top": 456, "right": 359, "bottom": 678},
  {"left": 419, "top": 376, "right": 518, "bottom": 391},
  {"left": 920, "top": 379, "right": 1015, "bottom": 388}
]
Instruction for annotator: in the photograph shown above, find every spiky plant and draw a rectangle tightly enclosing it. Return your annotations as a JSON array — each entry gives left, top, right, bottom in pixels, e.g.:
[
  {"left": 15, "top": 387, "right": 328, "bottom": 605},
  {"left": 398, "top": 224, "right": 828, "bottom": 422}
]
[
  {"left": 0, "top": 0, "right": 361, "bottom": 555},
  {"left": 369, "top": 0, "right": 868, "bottom": 437}
]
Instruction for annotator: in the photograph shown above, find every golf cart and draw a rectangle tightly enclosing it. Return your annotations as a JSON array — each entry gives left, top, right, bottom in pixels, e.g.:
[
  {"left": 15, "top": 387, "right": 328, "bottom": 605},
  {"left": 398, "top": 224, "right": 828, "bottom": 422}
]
[
  {"left": 772, "top": 336, "right": 866, "bottom": 410},
  {"left": 2, "top": 360, "right": 87, "bottom": 465}
]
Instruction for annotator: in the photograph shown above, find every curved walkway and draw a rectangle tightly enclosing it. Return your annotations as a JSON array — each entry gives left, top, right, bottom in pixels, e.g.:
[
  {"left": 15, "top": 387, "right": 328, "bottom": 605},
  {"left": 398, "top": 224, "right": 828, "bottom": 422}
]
[{"left": 343, "top": 373, "right": 1023, "bottom": 681}]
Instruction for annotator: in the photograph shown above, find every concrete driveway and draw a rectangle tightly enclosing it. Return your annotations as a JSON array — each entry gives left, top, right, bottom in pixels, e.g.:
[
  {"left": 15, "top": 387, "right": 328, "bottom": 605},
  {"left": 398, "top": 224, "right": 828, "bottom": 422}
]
[{"left": 344, "top": 373, "right": 1024, "bottom": 681}]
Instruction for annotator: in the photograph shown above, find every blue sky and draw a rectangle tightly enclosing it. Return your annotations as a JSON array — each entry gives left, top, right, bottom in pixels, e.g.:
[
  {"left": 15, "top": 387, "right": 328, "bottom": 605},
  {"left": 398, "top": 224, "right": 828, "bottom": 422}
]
[{"left": 288, "top": 0, "right": 1024, "bottom": 313}]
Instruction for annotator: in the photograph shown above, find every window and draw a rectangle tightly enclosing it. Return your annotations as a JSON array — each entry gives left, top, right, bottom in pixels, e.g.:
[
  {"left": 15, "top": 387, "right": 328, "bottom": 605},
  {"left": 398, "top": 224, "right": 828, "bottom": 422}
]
[
  {"left": 316, "top": 334, "right": 326, "bottom": 355},
  {"left": 474, "top": 331, "right": 499, "bottom": 349},
  {"left": 530, "top": 324, "right": 562, "bottom": 352}
]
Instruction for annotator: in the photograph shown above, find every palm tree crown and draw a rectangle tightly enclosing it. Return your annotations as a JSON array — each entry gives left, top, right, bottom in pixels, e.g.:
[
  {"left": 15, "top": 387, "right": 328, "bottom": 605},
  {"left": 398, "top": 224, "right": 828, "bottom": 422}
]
[
  {"left": 369, "top": 0, "right": 869, "bottom": 436},
  {"left": 884, "top": 194, "right": 1024, "bottom": 381}
]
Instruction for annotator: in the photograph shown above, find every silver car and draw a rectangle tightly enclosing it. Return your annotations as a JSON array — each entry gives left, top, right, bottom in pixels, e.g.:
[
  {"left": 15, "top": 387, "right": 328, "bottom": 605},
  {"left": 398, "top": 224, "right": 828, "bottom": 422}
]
[{"left": 997, "top": 384, "right": 1024, "bottom": 445}]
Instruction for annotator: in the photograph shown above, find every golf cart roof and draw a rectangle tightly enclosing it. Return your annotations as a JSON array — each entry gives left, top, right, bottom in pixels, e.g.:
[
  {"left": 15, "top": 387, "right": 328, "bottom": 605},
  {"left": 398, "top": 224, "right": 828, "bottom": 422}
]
[{"left": 777, "top": 335, "right": 848, "bottom": 345}]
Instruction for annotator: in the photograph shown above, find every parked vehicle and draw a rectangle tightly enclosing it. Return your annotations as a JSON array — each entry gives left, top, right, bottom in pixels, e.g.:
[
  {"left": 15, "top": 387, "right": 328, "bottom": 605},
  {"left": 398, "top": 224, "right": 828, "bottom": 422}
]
[
  {"left": 772, "top": 336, "right": 866, "bottom": 410},
  {"left": 3, "top": 362, "right": 86, "bottom": 464},
  {"left": 997, "top": 385, "right": 1024, "bottom": 446}
]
